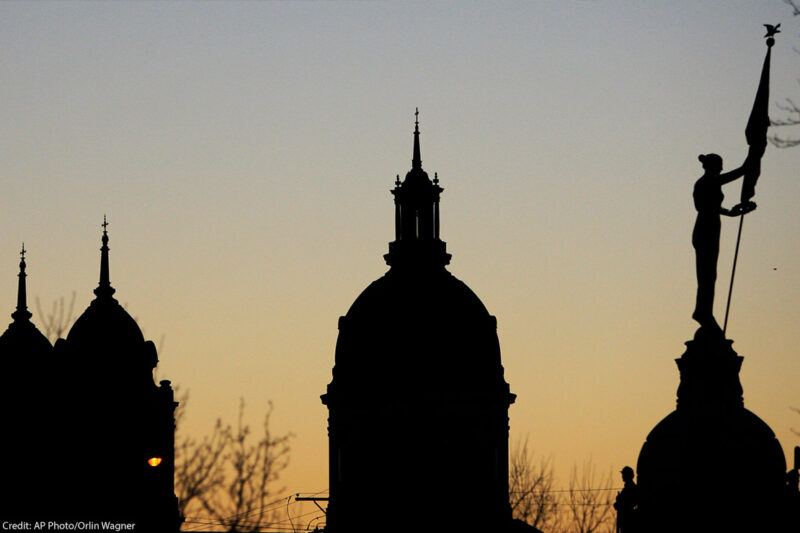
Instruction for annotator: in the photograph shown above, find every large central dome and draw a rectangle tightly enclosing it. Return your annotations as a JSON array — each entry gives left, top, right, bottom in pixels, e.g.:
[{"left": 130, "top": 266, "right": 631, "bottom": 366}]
[
  {"left": 334, "top": 267, "right": 504, "bottom": 392},
  {"left": 322, "top": 112, "right": 517, "bottom": 533}
]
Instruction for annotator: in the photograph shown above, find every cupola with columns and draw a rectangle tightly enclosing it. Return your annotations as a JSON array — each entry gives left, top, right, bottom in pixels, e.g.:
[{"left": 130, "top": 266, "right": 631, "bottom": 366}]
[{"left": 385, "top": 108, "right": 451, "bottom": 268}]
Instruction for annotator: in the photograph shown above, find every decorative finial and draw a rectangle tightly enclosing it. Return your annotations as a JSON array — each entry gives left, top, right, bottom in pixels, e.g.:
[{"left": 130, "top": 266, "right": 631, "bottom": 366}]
[
  {"left": 395, "top": 174, "right": 401, "bottom": 186},
  {"left": 763, "top": 23, "right": 780, "bottom": 38},
  {"left": 95, "top": 215, "right": 115, "bottom": 298},
  {"left": 12, "top": 243, "right": 32, "bottom": 322},
  {"left": 433, "top": 172, "right": 439, "bottom": 185},
  {"left": 412, "top": 108, "right": 422, "bottom": 170},
  {"left": 764, "top": 23, "right": 779, "bottom": 47}
]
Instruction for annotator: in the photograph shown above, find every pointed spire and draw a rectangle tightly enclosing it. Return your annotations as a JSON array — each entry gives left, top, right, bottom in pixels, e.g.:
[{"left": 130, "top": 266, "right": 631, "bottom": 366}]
[
  {"left": 385, "top": 111, "right": 450, "bottom": 267},
  {"left": 412, "top": 107, "right": 422, "bottom": 170},
  {"left": 94, "top": 215, "right": 116, "bottom": 298},
  {"left": 12, "top": 243, "right": 32, "bottom": 322}
]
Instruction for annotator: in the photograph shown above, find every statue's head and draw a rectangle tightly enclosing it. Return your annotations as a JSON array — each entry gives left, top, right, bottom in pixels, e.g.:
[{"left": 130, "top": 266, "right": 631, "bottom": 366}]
[
  {"left": 621, "top": 466, "right": 635, "bottom": 483},
  {"left": 698, "top": 153, "right": 723, "bottom": 174}
]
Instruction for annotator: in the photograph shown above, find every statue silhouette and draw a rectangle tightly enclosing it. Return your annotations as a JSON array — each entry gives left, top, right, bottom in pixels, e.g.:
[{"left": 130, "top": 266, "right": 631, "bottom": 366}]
[
  {"left": 613, "top": 466, "right": 639, "bottom": 533},
  {"left": 691, "top": 153, "right": 754, "bottom": 330}
]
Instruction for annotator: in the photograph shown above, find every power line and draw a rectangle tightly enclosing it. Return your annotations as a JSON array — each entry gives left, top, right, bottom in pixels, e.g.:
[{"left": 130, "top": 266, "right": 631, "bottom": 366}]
[
  {"left": 182, "top": 489, "right": 330, "bottom": 531},
  {"left": 183, "top": 508, "right": 325, "bottom": 532},
  {"left": 511, "top": 486, "right": 622, "bottom": 495}
]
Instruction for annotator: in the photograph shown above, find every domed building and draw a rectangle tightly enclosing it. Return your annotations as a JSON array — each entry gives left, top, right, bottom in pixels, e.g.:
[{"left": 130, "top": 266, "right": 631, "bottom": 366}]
[
  {"left": 13, "top": 220, "right": 182, "bottom": 531},
  {"left": 322, "top": 114, "right": 517, "bottom": 532},
  {"left": 0, "top": 246, "right": 52, "bottom": 362},
  {"left": 636, "top": 328, "right": 789, "bottom": 532},
  {"left": 0, "top": 246, "right": 54, "bottom": 522}
]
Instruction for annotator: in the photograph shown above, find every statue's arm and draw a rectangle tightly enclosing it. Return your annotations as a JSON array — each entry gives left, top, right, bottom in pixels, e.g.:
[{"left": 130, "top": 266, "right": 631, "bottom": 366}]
[
  {"left": 722, "top": 202, "right": 756, "bottom": 217},
  {"left": 719, "top": 164, "right": 746, "bottom": 185}
]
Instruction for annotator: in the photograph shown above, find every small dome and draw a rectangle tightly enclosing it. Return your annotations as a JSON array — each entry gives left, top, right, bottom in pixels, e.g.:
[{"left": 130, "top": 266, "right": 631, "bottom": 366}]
[
  {"left": 60, "top": 222, "right": 156, "bottom": 389},
  {"left": 637, "top": 407, "right": 786, "bottom": 531},
  {"left": 0, "top": 248, "right": 52, "bottom": 364},
  {"left": 636, "top": 333, "right": 788, "bottom": 532},
  {"left": 0, "top": 320, "right": 52, "bottom": 362},
  {"left": 66, "top": 296, "right": 144, "bottom": 347}
]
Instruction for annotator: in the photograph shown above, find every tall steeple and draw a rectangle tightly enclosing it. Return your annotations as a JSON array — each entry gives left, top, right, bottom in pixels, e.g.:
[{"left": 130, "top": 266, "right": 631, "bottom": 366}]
[
  {"left": 412, "top": 107, "right": 422, "bottom": 170},
  {"left": 94, "top": 215, "right": 116, "bottom": 299},
  {"left": 11, "top": 244, "right": 32, "bottom": 322},
  {"left": 384, "top": 109, "right": 450, "bottom": 267}
]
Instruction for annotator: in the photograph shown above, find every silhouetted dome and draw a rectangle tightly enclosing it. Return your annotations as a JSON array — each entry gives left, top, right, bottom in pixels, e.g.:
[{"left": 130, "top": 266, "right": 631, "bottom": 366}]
[
  {"left": 333, "top": 266, "right": 505, "bottom": 393},
  {"left": 67, "top": 296, "right": 144, "bottom": 347},
  {"left": 639, "top": 406, "right": 786, "bottom": 480},
  {"left": 60, "top": 223, "right": 156, "bottom": 389},
  {"left": 636, "top": 332, "right": 788, "bottom": 532},
  {"left": 0, "top": 248, "right": 52, "bottom": 363},
  {"left": 0, "top": 320, "right": 52, "bottom": 361},
  {"left": 323, "top": 113, "right": 516, "bottom": 533}
]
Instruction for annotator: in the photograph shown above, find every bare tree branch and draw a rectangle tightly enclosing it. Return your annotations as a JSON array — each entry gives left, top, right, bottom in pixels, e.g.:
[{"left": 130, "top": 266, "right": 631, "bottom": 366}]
[
  {"left": 35, "top": 292, "right": 76, "bottom": 342},
  {"left": 771, "top": 2, "right": 800, "bottom": 146},
  {"left": 565, "top": 460, "right": 615, "bottom": 533},
  {"left": 176, "top": 396, "right": 292, "bottom": 532},
  {"left": 509, "top": 436, "right": 561, "bottom": 531},
  {"left": 174, "top": 389, "right": 231, "bottom": 521}
]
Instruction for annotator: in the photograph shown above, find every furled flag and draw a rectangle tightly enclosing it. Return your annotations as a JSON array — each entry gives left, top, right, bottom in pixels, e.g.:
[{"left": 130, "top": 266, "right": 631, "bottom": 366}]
[{"left": 741, "top": 36, "right": 773, "bottom": 205}]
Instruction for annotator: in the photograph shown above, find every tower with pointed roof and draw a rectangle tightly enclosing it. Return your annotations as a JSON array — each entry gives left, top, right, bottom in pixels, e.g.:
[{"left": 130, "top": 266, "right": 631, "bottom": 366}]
[
  {"left": 0, "top": 246, "right": 54, "bottom": 522},
  {"left": 322, "top": 112, "right": 517, "bottom": 532},
  {"left": 49, "top": 219, "right": 181, "bottom": 530},
  {"left": 0, "top": 244, "right": 52, "bottom": 360}
]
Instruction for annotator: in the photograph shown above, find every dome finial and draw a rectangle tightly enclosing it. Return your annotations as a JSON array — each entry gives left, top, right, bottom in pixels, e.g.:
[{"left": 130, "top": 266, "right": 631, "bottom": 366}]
[
  {"left": 94, "top": 215, "right": 116, "bottom": 298},
  {"left": 412, "top": 107, "right": 422, "bottom": 170},
  {"left": 12, "top": 243, "right": 32, "bottom": 322}
]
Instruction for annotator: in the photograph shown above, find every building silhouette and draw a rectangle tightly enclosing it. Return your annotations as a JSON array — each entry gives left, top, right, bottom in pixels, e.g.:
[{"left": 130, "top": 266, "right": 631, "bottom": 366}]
[
  {"left": 321, "top": 114, "right": 518, "bottom": 532},
  {"left": 636, "top": 328, "right": 790, "bottom": 532},
  {"left": 0, "top": 222, "right": 181, "bottom": 531},
  {"left": 634, "top": 37, "right": 797, "bottom": 533},
  {"left": 0, "top": 246, "right": 55, "bottom": 523}
]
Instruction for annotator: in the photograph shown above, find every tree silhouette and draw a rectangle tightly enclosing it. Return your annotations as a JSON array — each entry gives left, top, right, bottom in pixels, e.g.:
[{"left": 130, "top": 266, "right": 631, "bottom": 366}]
[
  {"left": 771, "top": 0, "right": 800, "bottom": 147},
  {"left": 35, "top": 292, "right": 76, "bottom": 342},
  {"left": 768, "top": 99, "right": 800, "bottom": 148},
  {"left": 509, "top": 441, "right": 619, "bottom": 533},
  {"left": 175, "top": 394, "right": 292, "bottom": 532},
  {"left": 509, "top": 437, "right": 561, "bottom": 531},
  {"left": 565, "top": 461, "right": 615, "bottom": 533}
]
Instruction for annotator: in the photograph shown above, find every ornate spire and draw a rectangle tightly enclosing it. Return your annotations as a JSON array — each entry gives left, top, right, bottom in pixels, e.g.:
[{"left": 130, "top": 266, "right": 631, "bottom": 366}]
[
  {"left": 11, "top": 244, "right": 32, "bottom": 322},
  {"left": 385, "top": 111, "right": 450, "bottom": 267},
  {"left": 412, "top": 107, "right": 422, "bottom": 170},
  {"left": 94, "top": 215, "right": 116, "bottom": 298}
]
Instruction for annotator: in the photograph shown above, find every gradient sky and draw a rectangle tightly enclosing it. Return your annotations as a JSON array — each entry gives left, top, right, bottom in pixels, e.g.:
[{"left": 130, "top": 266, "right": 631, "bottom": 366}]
[{"left": 3, "top": 1, "right": 800, "bottom": 522}]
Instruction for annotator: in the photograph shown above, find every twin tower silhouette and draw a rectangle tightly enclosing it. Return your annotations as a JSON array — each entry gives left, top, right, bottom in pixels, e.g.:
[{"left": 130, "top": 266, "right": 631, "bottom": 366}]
[{"left": 1, "top": 113, "right": 794, "bottom": 532}]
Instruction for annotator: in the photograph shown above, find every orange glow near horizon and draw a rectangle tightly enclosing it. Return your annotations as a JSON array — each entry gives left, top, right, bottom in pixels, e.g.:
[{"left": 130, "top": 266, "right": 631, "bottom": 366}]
[{"left": 3, "top": 3, "right": 800, "bottom": 519}]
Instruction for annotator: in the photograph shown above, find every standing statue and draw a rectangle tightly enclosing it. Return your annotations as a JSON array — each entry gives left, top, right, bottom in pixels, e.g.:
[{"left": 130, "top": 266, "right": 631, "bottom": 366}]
[
  {"left": 691, "top": 154, "right": 754, "bottom": 330},
  {"left": 691, "top": 33, "right": 774, "bottom": 332},
  {"left": 614, "top": 466, "right": 640, "bottom": 533}
]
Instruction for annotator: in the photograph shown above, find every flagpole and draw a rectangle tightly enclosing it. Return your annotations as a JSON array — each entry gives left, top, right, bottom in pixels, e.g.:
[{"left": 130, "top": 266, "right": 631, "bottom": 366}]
[
  {"left": 724, "top": 33, "right": 774, "bottom": 335},
  {"left": 723, "top": 213, "right": 745, "bottom": 334}
]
